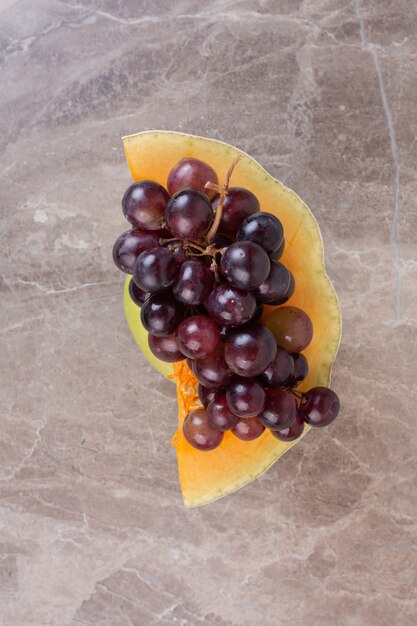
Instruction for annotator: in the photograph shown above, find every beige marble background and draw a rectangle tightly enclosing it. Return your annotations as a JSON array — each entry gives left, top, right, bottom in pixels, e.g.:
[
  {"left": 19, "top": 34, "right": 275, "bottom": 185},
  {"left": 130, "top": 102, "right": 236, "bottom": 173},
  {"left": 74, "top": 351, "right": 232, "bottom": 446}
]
[{"left": 1, "top": 1, "right": 417, "bottom": 625}]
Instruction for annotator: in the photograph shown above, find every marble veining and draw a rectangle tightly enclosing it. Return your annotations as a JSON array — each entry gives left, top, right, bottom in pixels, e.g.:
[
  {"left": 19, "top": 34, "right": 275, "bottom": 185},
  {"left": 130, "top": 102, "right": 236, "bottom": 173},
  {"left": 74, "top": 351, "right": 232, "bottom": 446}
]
[{"left": 1, "top": 1, "right": 417, "bottom": 625}]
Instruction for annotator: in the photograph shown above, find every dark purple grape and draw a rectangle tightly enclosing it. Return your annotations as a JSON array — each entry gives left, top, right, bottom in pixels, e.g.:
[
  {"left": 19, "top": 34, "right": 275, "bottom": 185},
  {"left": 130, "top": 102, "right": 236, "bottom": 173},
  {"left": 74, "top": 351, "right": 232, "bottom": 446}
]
[
  {"left": 122, "top": 181, "right": 169, "bottom": 230},
  {"left": 176, "top": 315, "right": 220, "bottom": 359},
  {"left": 226, "top": 377, "right": 265, "bottom": 418},
  {"left": 236, "top": 212, "right": 284, "bottom": 254},
  {"left": 270, "top": 238, "right": 285, "bottom": 261},
  {"left": 140, "top": 293, "right": 184, "bottom": 336},
  {"left": 300, "top": 387, "right": 340, "bottom": 427},
  {"left": 254, "top": 262, "right": 291, "bottom": 304},
  {"left": 259, "top": 346, "right": 294, "bottom": 387},
  {"left": 133, "top": 247, "right": 177, "bottom": 293},
  {"left": 165, "top": 190, "right": 213, "bottom": 239},
  {"left": 186, "top": 357, "right": 195, "bottom": 373},
  {"left": 268, "top": 272, "right": 295, "bottom": 306},
  {"left": 258, "top": 388, "right": 297, "bottom": 431},
  {"left": 173, "top": 260, "right": 213, "bottom": 306},
  {"left": 206, "top": 284, "right": 256, "bottom": 328},
  {"left": 113, "top": 229, "right": 159, "bottom": 274},
  {"left": 213, "top": 187, "right": 259, "bottom": 238},
  {"left": 198, "top": 384, "right": 223, "bottom": 408},
  {"left": 271, "top": 413, "right": 304, "bottom": 442},
  {"left": 207, "top": 395, "right": 239, "bottom": 431},
  {"left": 128, "top": 278, "right": 149, "bottom": 307},
  {"left": 170, "top": 245, "right": 188, "bottom": 267},
  {"left": 193, "top": 344, "right": 233, "bottom": 389},
  {"left": 224, "top": 324, "right": 277, "bottom": 377},
  {"left": 211, "top": 233, "right": 233, "bottom": 248},
  {"left": 287, "top": 353, "right": 309, "bottom": 387},
  {"left": 148, "top": 333, "right": 185, "bottom": 362},
  {"left": 266, "top": 306, "right": 313, "bottom": 353},
  {"left": 252, "top": 303, "right": 264, "bottom": 322},
  {"left": 167, "top": 158, "right": 218, "bottom": 200},
  {"left": 183, "top": 408, "right": 223, "bottom": 451},
  {"left": 232, "top": 416, "right": 265, "bottom": 441},
  {"left": 221, "top": 242, "right": 270, "bottom": 290}
]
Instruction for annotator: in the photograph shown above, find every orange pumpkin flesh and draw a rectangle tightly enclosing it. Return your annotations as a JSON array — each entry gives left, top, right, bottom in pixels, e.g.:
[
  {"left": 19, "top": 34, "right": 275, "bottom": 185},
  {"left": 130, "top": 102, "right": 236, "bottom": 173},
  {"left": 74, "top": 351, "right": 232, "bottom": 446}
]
[{"left": 122, "top": 131, "right": 341, "bottom": 507}]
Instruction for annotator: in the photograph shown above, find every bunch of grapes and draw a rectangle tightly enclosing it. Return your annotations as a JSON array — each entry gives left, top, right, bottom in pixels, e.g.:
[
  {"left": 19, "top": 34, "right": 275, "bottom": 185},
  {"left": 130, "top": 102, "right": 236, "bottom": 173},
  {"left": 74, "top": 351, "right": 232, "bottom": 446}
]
[{"left": 113, "top": 156, "right": 340, "bottom": 451}]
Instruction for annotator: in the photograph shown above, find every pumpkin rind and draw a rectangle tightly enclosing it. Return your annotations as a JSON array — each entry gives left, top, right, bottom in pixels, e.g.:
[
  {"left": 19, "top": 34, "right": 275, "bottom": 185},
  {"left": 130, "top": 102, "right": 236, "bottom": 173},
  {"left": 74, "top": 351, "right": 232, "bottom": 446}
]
[{"left": 122, "top": 131, "right": 342, "bottom": 507}]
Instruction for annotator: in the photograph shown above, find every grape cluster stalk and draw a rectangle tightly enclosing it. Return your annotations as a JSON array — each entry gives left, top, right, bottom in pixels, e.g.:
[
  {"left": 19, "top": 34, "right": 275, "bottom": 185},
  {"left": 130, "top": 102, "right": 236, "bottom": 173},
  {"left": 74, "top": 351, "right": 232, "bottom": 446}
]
[{"left": 113, "top": 156, "right": 340, "bottom": 451}]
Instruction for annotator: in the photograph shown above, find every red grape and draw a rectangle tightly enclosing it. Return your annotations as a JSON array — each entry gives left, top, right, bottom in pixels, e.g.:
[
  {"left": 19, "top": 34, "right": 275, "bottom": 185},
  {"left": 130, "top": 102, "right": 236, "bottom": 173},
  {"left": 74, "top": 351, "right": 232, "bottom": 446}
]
[
  {"left": 268, "top": 272, "right": 295, "bottom": 305},
  {"left": 226, "top": 377, "right": 265, "bottom": 418},
  {"left": 287, "top": 353, "right": 309, "bottom": 387},
  {"left": 140, "top": 293, "right": 184, "bottom": 336},
  {"left": 259, "top": 346, "right": 294, "bottom": 387},
  {"left": 128, "top": 278, "right": 149, "bottom": 307},
  {"left": 258, "top": 387, "right": 297, "bottom": 430},
  {"left": 148, "top": 333, "right": 185, "bottom": 362},
  {"left": 300, "top": 387, "right": 340, "bottom": 427},
  {"left": 112, "top": 228, "right": 159, "bottom": 274},
  {"left": 224, "top": 324, "right": 277, "bottom": 377},
  {"left": 176, "top": 315, "right": 220, "bottom": 359},
  {"left": 193, "top": 344, "right": 233, "bottom": 389},
  {"left": 133, "top": 247, "right": 177, "bottom": 293},
  {"left": 232, "top": 416, "right": 265, "bottom": 441},
  {"left": 213, "top": 187, "right": 259, "bottom": 237},
  {"left": 206, "top": 284, "right": 256, "bottom": 328},
  {"left": 122, "top": 181, "right": 169, "bottom": 230},
  {"left": 173, "top": 260, "right": 213, "bottom": 306},
  {"left": 254, "top": 261, "right": 291, "bottom": 304},
  {"left": 221, "top": 242, "right": 270, "bottom": 290},
  {"left": 198, "top": 384, "right": 223, "bottom": 408},
  {"left": 266, "top": 306, "right": 313, "bottom": 353},
  {"left": 271, "top": 413, "right": 304, "bottom": 441},
  {"left": 165, "top": 189, "right": 213, "bottom": 239},
  {"left": 183, "top": 409, "right": 223, "bottom": 451},
  {"left": 170, "top": 245, "right": 188, "bottom": 267},
  {"left": 236, "top": 212, "right": 284, "bottom": 254},
  {"left": 167, "top": 158, "right": 218, "bottom": 200},
  {"left": 207, "top": 395, "right": 239, "bottom": 431}
]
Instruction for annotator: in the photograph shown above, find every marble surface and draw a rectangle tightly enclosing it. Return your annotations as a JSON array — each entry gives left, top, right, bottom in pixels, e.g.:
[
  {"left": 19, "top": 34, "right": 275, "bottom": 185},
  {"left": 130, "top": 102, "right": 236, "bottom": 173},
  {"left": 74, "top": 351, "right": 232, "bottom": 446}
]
[{"left": 1, "top": 1, "right": 417, "bottom": 624}]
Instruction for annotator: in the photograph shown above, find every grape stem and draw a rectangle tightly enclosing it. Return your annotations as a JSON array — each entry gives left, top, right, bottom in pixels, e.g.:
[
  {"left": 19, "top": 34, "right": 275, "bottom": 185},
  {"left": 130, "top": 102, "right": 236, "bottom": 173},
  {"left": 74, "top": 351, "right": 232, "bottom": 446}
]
[{"left": 204, "top": 154, "right": 242, "bottom": 243}]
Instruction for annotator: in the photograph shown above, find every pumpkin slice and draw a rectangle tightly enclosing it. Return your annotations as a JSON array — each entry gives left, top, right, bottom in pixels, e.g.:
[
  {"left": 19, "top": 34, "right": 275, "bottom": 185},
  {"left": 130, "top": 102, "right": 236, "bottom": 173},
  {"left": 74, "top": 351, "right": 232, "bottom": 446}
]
[{"left": 122, "top": 131, "right": 341, "bottom": 507}]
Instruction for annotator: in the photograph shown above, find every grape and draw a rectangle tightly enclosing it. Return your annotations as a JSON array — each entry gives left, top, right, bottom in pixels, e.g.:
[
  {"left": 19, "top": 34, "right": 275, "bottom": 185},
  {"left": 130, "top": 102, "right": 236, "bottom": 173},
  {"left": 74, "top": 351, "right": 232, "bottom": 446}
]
[
  {"left": 224, "top": 324, "right": 277, "bottom": 377},
  {"left": 300, "top": 387, "right": 340, "bottom": 427},
  {"left": 236, "top": 213, "right": 284, "bottom": 254},
  {"left": 128, "top": 278, "right": 149, "bottom": 307},
  {"left": 183, "top": 408, "right": 223, "bottom": 451},
  {"left": 258, "top": 388, "right": 297, "bottom": 431},
  {"left": 140, "top": 293, "right": 184, "bottom": 336},
  {"left": 173, "top": 260, "right": 213, "bottom": 306},
  {"left": 186, "top": 357, "right": 195, "bottom": 373},
  {"left": 226, "top": 377, "right": 265, "bottom": 418},
  {"left": 232, "top": 416, "right": 265, "bottom": 441},
  {"left": 259, "top": 346, "right": 294, "bottom": 387},
  {"left": 266, "top": 306, "right": 313, "bottom": 353},
  {"left": 122, "top": 181, "right": 169, "bottom": 230},
  {"left": 270, "top": 238, "right": 285, "bottom": 261},
  {"left": 212, "top": 187, "right": 259, "bottom": 237},
  {"left": 167, "top": 158, "right": 219, "bottom": 200},
  {"left": 198, "top": 384, "right": 223, "bottom": 408},
  {"left": 112, "top": 229, "right": 159, "bottom": 274},
  {"left": 287, "top": 353, "right": 309, "bottom": 387},
  {"left": 254, "top": 261, "right": 291, "bottom": 304},
  {"left": 252, "top": 303, "right": 264, "bottom": 322},
  {"left": 206, "top": 284, "right": 256, "bottom": 328},
  {"left": 269, "top": 272, "right": 295, "bottom": 305},
  {"left": 193, "top": 344, "right": 233, "bottom": 389},
  {"left": 148, "top": 333, "right": 185, "bottom": 362},
  {"left": 165, "top": 189, "right": 213, "bottom": 239},
  {"left": 176, "top": 315, "right": 220, "bottom": 359},
  {"left": 133, "top": 247, "right": 177, "bottom": 293},
  {"left": 211, "top": 233, "right": 233, "bottom": 249},
  {"left": 221, "top": 242, "right": 270, "bottom": 290},
  {"left": 167, "top": 245, "right": 188, "bottom": 268},
  {"left": 207, "top": 395, "right": 239, "bottom": 431},
  {"left": 271, "top": 413, "right": 304, "bottom": 442}
]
